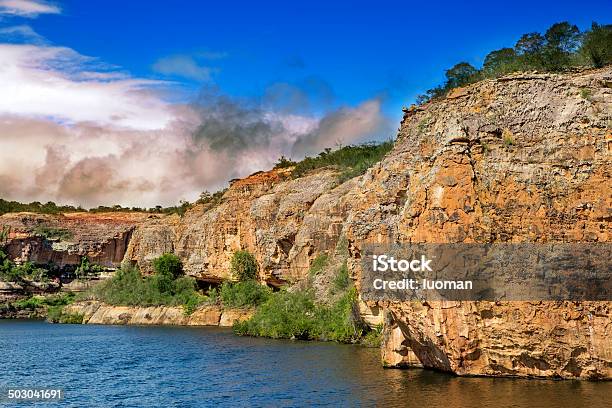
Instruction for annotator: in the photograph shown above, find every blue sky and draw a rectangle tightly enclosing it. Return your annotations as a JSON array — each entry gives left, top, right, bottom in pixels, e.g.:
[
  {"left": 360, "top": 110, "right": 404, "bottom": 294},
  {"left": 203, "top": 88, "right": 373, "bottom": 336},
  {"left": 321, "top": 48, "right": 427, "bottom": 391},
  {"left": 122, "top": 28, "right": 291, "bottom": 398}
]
[
  {"left": 0, "top": 0, "right": 610, "bottom": 207},
  {"left": 27, "top": 0, "right": 612, "bottom": 115}
]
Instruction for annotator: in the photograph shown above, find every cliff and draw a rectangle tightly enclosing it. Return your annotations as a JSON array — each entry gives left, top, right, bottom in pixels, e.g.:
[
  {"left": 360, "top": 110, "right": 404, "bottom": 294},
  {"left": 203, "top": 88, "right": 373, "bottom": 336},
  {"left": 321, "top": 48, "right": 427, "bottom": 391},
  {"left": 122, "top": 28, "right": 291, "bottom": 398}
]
[
  {"left": 346, "top": 67, "right": 611, "bottom": 379},
  {"left": 1, "top": 67, "right": 610, "bottom": 379},
  {"left": 0, "top": 212, "right": 153, "bottom": 269}
]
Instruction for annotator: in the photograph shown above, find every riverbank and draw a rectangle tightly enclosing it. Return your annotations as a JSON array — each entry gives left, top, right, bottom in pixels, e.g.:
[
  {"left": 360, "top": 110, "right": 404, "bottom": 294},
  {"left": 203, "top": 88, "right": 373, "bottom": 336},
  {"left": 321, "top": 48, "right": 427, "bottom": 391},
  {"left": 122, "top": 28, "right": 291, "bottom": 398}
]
[{"left": 63, "top": 301, "right": 253, "bottom": 327}]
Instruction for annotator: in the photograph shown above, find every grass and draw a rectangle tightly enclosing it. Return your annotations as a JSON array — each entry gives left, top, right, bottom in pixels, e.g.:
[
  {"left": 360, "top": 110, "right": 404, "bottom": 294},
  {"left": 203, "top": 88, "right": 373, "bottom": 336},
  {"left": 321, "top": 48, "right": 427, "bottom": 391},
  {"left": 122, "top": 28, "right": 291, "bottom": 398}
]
[
  {"left": 360, "top": 323, "right": 383, "bottom": 348},
  {"left": 47, "top": 306, "right": 83, "bottom": 324},
  {"left": 332, "top": 261, "right": 350, "bottom": 292},
  {"left": 308, "top": 254, "right": 329, "bottom": 277},
  {"left": 580, "top": 87, "right": 592, "bottom": 100},
  {"left": 290, "top": 141, "right": 394, "bottom": 182}
]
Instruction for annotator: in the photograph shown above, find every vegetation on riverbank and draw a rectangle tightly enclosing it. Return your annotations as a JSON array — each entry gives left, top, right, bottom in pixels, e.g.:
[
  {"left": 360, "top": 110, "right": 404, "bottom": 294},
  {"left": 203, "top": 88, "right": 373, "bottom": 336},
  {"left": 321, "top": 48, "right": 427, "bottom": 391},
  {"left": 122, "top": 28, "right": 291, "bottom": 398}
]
[
  {"left": 417, "top": 21, "right": 611, "bottom": 103},
  {"left": 231, "top": 248, "right": 380, "bottom": 346},
  {"left": 86, "top": 254, "right": 206, "bottom": 315},
  {"left": 0, "top": 292, "right": 77, "bottom": 320},
  {"left": 0, "top": 249, "right": 49, "bottom": 282},
  {"left": 233, "top": 287, "right": 365, "bottom": 343}
]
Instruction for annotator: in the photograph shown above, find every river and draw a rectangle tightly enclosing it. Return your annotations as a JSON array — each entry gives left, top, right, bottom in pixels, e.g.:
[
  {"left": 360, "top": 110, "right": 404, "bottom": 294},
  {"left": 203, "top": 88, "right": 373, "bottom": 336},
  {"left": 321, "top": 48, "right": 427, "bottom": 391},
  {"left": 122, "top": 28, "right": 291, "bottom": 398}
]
[{"left": 0, "top": 320, "right": 609, "bottom": 407}]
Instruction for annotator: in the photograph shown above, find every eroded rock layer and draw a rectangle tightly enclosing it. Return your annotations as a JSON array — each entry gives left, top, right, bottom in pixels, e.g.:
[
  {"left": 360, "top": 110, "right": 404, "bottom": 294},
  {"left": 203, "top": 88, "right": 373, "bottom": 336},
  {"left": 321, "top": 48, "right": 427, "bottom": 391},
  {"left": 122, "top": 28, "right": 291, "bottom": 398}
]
[{"left": 345, "top": 68, "right": 611, "bottom": 379}]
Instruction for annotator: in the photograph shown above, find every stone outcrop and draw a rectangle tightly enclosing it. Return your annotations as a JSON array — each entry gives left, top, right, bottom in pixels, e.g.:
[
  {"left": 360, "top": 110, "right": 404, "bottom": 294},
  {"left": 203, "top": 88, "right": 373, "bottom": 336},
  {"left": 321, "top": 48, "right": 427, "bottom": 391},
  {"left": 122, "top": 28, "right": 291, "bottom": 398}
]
[
  {"left": 345, "top": 67, "right": 611, "bottom": 379},
  {"left": 65, "top": 301, "right": 253, "bottom": 327},
  {"left": 1, "top": 212, "right": 152, "bottom": 269},
  {"left": 124, "top": 167, "right": 348, "bottom": 285}
]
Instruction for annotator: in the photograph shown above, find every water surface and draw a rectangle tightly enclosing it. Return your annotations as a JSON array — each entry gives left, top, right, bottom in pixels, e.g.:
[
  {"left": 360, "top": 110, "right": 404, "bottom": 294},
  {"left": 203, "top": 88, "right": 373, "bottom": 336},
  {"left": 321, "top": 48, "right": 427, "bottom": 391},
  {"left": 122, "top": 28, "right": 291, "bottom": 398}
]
[{"left": 0, "top": 320, "right": 609, "bottom": 407}]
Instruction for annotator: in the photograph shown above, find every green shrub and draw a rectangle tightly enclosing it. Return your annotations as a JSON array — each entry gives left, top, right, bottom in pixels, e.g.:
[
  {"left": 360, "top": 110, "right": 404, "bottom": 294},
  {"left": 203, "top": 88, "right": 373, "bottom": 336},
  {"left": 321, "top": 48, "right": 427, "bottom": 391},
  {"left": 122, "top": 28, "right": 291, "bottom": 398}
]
[
  {"left": 416, "top": 20, "right": 612, "bottom": 104},
  {"left": 230, "top": 250, "right": 258, "bottom": 281},
  {"left": 290, "top": 142, "right": 393, "bottom": 181},
  {"left": 220, "top": 280, "right": 271, "bottom": 308},
  {"left": 273, "top": 156, "right": 297, "bottom": 169},
  {"left": 33, "top": 226, "right": 73, "bottom": 241},
  {"left": 12, "top": 296, "right": 43, "bottom": 310},
  {"left": 361, "top": 324, "right": 383, "bottom": 348},
  {"left": 234, "top": 287, "right": 363, "bottom": 343},
  {"left": 88, "top": 259, "right": 204, "bottom": 312},
  {"left": 0, "top": 250, "right": 48, "bottom": 282},
  {"left": 47, "top": 305, "right": 83, "bottom": 324},
  {"left": 332, "top": 261, "right": 350, "bottom": 292},
  {"left": 580, "top": 88, "right": 592, "bottom": 100},
  {"left": 153, "top": 253, "right": 183, "bottom": 279}
]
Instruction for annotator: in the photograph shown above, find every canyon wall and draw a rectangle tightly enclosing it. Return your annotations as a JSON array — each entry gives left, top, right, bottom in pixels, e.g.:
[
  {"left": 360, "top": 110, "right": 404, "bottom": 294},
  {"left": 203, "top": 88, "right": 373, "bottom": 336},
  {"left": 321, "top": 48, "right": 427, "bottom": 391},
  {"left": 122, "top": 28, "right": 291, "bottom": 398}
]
[{"left": 345, "top": 67, "right": 611, "bottom": 379}]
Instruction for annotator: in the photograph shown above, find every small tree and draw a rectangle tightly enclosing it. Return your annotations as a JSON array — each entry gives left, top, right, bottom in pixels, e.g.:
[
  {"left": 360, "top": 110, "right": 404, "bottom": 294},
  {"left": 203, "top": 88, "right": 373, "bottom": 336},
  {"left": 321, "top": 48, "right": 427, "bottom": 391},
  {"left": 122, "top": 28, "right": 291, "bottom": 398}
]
[
  {"left": 483, "top": 48, "right": 518, "bottom": 77},
  {"left": 153, "top": 253, "right": 183, "bottom": 279},
  {"left": 580, "top": 22, "right": 612, "bottom": 68},
  {"left": 230, "top": 250, "right": 258, "bottom": 281},
  {"left": 444, "top": 62, "right": 478, "bottom": 89}
]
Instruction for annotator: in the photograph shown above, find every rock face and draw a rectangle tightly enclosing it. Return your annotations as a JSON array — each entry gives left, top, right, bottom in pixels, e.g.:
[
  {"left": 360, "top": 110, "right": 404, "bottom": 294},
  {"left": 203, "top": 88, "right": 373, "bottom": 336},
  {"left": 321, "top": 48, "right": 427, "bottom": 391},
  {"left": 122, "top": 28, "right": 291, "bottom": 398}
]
[
  {"left": 124, "top": 167, "right": 349, "bottom": 285},
  {"left": 344, "top": 67, "right": 611, "bottom": 379},
  {"left": 0, "top": 212, "right": 152, "bottom": 269},
  {"left": 65, "top": 301, "right": 253, "bottom": 327}
]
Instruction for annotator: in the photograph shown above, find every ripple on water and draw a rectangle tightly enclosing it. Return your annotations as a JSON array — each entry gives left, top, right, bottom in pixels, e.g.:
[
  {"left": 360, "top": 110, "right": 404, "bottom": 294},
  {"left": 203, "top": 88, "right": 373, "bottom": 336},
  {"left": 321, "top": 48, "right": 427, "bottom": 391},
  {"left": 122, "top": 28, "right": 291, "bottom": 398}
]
[{"left": 0, "top": 320, "right": 610, "bottom": 407}]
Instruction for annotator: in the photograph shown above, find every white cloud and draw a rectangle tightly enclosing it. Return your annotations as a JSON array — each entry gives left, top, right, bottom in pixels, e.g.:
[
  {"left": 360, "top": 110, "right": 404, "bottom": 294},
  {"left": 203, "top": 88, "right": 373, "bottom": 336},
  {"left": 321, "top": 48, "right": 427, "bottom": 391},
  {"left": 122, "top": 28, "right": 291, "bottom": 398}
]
[
  {"left": 0, "top": 34, "right": 390, "bottom": 208},
  {"left": 0, "top": 0, "right": 60, "bottom": 17},
  {"left": 0, "top": 44, "right": 175, "bottom": 130},
  {"left": 153, "top": 54, "right": 215, "bottom": 82}
]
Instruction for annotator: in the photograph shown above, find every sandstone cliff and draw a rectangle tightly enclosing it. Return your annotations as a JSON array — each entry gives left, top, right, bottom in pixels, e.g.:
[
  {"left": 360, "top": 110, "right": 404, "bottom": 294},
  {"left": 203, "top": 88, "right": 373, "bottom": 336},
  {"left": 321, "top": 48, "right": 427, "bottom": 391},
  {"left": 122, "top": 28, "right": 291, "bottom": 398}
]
[
  {"left": 1, "top": 212, "right": 153, "bottom": 269},
  {"left": 345, "top": 67, "right": 611, "bottom": 379}
]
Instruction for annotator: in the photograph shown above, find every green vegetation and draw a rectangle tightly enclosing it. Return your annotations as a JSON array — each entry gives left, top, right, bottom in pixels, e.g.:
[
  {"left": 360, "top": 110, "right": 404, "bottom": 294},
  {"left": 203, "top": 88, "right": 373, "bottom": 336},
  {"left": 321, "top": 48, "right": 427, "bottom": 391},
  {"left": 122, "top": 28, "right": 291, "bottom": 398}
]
[
  {"left": 361, "top": 323, "right": 383, "bottom": 348},
  {"left": 0, "top": 225, "right": 10, "bottom": 243},
  {"left": 87, "top": 254, "right": 204, "bottom": 314},
  {"left": 74, "top": 256, "right": 104, "bottom": 279},
  {"left": 11, "top": 292, "right": 75, "bottom": 311},
  {"left": 332, "top": 261, "right": 350, "bottom": 292},
  {"left": 5, "top": 292, "right": 78, "bottom": 322},
  {"left": 308, "top": 254, "right": 329, "bottom": 277},
  {"left": 47, "top": 306, "right": 83, "bottom": 324},
  {"left": 580, "top": 87, "right": 592, "bottom": 100},
  {"left": 219, "top": 280, "right": 271, "bottom": 308},
  {"left": 416, "top": 21, "right": 612, "bottom": 103},
  {"left": 273, "top": 156, "right": 297, "bottom": 169},
  {"left": 234, "top": 287, "right": 363, "bottom": 342},
  {"left": 0, "top": 249, "right": 48, "bottom": 282},
  {"left": 230, "top": 250, "right": 258, "bottom": 281},
  {"left": 33, "top": 226, "right": 73, "bottom": 241},
  {"left": 290, "top": 141, "right": 394, "bottom": 181},
  {"left": 0, "top": 189, "right": 227, "bottom": 217},
  {"left": 195, "top": 189, "right": 226, "bottom": 207}
]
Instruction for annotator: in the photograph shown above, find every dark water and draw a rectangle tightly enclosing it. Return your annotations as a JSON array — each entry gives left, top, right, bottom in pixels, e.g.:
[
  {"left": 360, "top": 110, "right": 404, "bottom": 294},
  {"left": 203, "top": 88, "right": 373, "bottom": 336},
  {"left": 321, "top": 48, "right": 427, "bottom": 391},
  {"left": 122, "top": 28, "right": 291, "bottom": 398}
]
[{"left": 0, "top": 320, "right": 609, "bottom": 407}]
